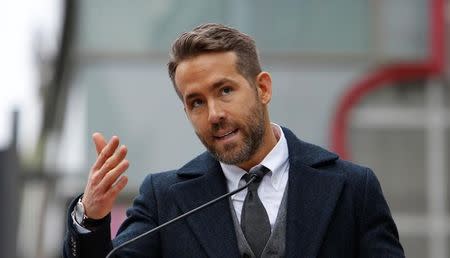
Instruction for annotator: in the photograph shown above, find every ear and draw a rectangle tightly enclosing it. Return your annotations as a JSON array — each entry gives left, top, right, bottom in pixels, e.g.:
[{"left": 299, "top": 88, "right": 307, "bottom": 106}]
[{"left": 255, "top": 72, "right": 272, "bottom": 105}]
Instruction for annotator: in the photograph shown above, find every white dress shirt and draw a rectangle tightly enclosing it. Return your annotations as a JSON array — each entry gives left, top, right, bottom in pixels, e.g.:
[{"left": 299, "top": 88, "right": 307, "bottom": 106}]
[{"left": 220, "top": 123, "right": 290, "bottom": 230}]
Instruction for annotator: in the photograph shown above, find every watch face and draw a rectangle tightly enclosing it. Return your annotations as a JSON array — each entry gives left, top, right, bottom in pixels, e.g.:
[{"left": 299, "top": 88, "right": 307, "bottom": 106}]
[{"left": 75, "top": 200, "right": 85, "bottom": 224}]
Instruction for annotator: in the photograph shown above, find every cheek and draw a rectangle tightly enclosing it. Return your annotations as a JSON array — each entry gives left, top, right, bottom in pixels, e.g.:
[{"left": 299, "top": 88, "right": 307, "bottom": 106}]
[{"left": 188, "top": 114, "right": 207, "bottom": 133}]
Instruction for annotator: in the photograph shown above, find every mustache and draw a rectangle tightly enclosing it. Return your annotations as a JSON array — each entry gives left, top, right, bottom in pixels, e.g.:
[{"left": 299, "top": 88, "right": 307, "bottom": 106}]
[{"left": 211, "top": 120, "right": 235, "bottom": 132}]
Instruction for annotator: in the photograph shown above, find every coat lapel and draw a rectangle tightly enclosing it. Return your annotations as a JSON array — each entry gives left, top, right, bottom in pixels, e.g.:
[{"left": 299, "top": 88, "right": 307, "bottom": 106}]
[
  {"left": 282, "top": 128, "right": 345, "bottom": 257},
  {"left": 285, "top": 162, "right": 345, "bottom": 257},
  {"left": 170, "top": 153, "right": 240, "bottom": 258}
]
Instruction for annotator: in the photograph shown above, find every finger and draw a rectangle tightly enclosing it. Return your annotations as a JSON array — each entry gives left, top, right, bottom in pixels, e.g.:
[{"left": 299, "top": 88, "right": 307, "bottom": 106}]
[
  {"left": 92, "top": 136, "right": 120, "bottom": 171},
  {"left": 107, "top": 175, "right": 128, "bottom": 198},
  {"left": 98, "top": 145, "right": 127, "bottom": 175},
  {"left": 90, "top": 144, "right": 126, "bottom": 186},
  {"left": 99, "top": 159, "right": 129, "bottom": 191},
  {"left": 92, "top": 132, "right": 107, "bottom": 155}
]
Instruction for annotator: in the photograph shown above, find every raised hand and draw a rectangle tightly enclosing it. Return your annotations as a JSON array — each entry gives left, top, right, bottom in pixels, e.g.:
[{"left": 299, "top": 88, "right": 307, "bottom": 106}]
[{"left": 81, "top": 133, "right": 130, "bottom": 219}]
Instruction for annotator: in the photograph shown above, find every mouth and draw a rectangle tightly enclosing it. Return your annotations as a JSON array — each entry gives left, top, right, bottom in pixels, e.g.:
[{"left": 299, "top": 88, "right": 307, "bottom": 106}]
[{"left": 214, "top": 129, "right": 239, "bottom": 141}]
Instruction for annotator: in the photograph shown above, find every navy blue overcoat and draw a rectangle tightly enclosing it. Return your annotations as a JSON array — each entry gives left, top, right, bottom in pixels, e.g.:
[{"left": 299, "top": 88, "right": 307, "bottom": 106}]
[{"left": 64, "top": 127, "right": 404, "bottom": 257}]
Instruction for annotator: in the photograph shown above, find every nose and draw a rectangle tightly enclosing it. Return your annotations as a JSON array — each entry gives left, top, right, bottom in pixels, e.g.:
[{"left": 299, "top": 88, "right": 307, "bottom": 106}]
[{"left": 207, "top": 101, "right": 225, "bottom": 124}]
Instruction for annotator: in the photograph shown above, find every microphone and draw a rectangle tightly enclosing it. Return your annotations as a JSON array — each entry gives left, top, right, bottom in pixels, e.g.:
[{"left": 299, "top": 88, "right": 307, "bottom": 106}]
[{"left": 106, "top": 170, "right": 263, "bottom": 258}]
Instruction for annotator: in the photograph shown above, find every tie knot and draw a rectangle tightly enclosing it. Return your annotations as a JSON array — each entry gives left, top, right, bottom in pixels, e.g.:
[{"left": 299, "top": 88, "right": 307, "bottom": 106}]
[{"left": 242, "top": 166, "right": 270, "bottom": 190}]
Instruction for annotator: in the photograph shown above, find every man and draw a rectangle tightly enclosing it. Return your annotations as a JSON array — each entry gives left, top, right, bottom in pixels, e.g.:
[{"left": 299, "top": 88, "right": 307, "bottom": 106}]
[{"left": 64, "top": 23, "right": 404, "bottom": 257}]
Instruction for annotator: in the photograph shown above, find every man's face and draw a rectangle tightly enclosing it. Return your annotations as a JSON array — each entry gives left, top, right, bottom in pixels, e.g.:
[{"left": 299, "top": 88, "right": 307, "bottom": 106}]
[{"left": 174, "top": 52, "right": 267, "bottom": 166}]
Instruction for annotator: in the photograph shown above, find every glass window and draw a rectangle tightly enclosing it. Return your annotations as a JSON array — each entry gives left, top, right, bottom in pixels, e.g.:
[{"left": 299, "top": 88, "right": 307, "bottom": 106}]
[
  {"left": 77, "top": 0, "right": 371, "bottom": 54},
  {"left": 75, "top": 0, "right": 429, "bottom": 58},
  {"left": 444, "top": 84, "right": 450, "bottom": 108},
  {"left": 350, "top": 128, "right": 426, "bottom": 213},
  {"left": 401, "top": 236, "right": 428, "bottom": 258},
  {"left": 378, "top": 0, "right": 428, "bottom": 59},
  {"left": 77, "top": 0, "right": 228, "bottom": 52},
  {"left": 447, "top": 128, "right": 450, "bottom": 213},
  {"left": 243, "top": 0, "right": 370, "bottom": 54},
  {"left": 357, "top": 82, "right": 426, "bottom": 109}
]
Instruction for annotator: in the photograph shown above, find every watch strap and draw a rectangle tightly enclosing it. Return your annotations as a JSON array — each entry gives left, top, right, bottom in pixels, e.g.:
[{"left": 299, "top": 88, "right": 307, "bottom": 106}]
[{"left": 74, "top": 197, "right": 108, "bottom": 230}]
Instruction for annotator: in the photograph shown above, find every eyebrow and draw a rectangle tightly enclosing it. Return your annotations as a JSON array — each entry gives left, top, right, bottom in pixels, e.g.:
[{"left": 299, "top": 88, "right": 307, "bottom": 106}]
[{"left": 184, "top": 78, "right": 236, "bottom": 102}]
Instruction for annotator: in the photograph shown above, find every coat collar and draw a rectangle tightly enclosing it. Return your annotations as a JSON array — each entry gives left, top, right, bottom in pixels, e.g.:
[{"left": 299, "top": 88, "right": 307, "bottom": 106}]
[
  {"left": 173, "top": 127, "right": 344, "bottom": 257},
  {"left": 281, "top": 126, "right": 338, "bottom": 168}
]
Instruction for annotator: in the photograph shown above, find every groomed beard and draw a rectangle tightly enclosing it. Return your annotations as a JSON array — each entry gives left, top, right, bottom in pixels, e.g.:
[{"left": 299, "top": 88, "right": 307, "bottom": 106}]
[{"left": 196, "top": 100, "right": 266, "bottom": 165}]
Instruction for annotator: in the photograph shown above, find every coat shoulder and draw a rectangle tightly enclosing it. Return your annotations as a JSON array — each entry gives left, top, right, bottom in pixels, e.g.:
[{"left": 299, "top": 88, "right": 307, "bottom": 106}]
[
  {"left": 320, "top": 158, "right": 375, "bottom": 187},
  {"left": 139, "top": 151, "right": 214, "bottom": 195},
  {"left": 138, "top": 170, "right": 180, "bottom": 196}
]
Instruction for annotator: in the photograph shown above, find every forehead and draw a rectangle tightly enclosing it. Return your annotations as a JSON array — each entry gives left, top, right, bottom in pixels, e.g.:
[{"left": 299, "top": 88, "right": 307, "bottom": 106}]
[{"left": 174, "top": 52, "right": 241, "bottom": 95}]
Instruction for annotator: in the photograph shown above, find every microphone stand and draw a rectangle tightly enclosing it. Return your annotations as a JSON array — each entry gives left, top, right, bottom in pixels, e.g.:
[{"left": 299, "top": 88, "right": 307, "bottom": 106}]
[{"left": 106, "top": 174, "right": 259, "bottom": 258}]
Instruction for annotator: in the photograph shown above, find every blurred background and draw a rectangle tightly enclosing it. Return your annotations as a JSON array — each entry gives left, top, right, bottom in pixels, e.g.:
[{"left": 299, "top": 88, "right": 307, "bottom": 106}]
[{"left": 0, "top": 0, "right": 449, "bottom": 257}]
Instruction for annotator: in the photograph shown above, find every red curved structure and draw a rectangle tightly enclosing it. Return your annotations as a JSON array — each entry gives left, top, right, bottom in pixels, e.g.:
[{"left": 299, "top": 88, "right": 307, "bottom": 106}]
[{"left": 330, "top": 0, "right": 446, "bottom": 160}]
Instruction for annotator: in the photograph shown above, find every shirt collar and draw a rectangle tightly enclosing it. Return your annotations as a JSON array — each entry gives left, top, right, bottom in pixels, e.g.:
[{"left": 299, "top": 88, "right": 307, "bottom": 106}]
[{"left": 221, "top": 123, "right": 289, "bottom": 191}]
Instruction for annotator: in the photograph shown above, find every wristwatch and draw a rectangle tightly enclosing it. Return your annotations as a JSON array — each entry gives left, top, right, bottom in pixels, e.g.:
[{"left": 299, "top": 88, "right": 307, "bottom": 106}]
[{"left": 73, "top": 198, "right": 104, "bottom": 229}]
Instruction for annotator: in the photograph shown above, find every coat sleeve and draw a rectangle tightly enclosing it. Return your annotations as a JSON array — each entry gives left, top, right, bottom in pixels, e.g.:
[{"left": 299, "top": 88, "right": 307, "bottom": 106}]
[
  {"left": 111, "top": 174, "right": 162, "bottom": 257},
  {"left": 358, "top": 168, "right": 405, "bottom": 258},
  {"left": 62, "top": 194, "right": 113, "bottom": 258},
  {"left": 62, "top": 174, "right": 161, "bottom": 258}
]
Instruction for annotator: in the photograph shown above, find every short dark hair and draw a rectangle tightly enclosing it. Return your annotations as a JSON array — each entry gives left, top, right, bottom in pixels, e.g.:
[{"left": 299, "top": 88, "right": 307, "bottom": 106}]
[{"left": 168, "top": 23, "right": 262, "bottom": 98}]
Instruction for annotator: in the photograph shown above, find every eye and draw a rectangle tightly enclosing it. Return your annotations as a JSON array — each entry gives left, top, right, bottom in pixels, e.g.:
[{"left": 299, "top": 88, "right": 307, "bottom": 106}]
[
  {"left": 191, "top": 99, "right": 204, "bottom": 109},
  {"left": 221, "top": 87, "right": 232, "bottom": 95}
]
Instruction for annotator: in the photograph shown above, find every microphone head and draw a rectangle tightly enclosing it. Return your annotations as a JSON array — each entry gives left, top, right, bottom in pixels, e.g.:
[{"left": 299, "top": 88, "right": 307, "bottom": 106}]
[{"left": 249, "top": 166, "right": 270, "bottom": 182}]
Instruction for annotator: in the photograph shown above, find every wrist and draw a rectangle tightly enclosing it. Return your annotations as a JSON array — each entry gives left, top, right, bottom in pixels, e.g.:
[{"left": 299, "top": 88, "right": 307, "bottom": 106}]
[{"left": 73, "top": 197, "right": 107, "bottom": 229}]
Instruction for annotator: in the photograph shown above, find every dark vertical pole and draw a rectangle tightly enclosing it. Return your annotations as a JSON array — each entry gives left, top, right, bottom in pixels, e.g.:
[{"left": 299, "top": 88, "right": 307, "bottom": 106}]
[{"left": 0, "top": 110, "right": 20, "bottom": 258}]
